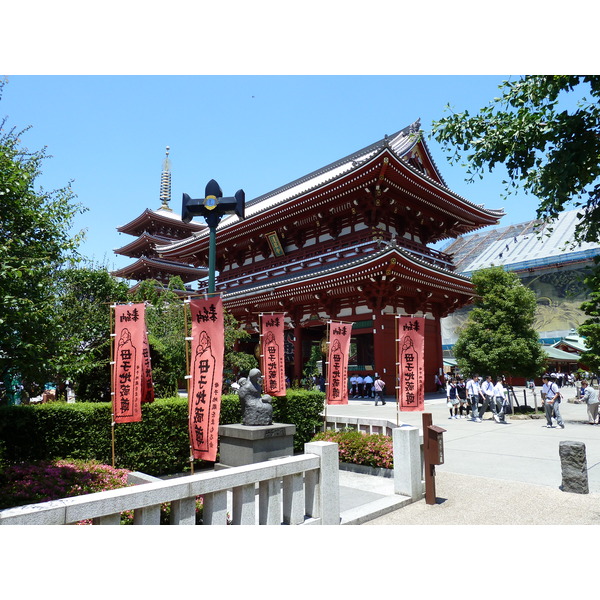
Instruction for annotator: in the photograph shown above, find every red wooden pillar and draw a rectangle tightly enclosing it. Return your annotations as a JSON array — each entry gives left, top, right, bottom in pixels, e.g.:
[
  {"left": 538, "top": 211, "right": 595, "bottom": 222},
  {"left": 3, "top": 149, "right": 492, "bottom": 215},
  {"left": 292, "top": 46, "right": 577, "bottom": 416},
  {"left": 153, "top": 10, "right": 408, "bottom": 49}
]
[
  {"left": 372, "top": 313, "right": 397, "bottom": 388},
  {"left": 424, "top": 317, "right": 443, "bottom": 393},
  {"left": 293, "top": 323, "right": 303, "bottom": 384}
]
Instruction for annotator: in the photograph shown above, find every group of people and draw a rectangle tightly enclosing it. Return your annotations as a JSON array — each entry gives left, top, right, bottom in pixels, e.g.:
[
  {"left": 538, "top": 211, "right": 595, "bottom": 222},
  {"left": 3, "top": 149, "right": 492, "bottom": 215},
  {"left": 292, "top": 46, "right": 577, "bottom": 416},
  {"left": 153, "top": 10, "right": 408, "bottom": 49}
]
[
  {"left": 349, "top": 372, "right": 387, "bottom": 405},
  {"left": 446, "top": 374, "right": 509, "bottom": 424}
]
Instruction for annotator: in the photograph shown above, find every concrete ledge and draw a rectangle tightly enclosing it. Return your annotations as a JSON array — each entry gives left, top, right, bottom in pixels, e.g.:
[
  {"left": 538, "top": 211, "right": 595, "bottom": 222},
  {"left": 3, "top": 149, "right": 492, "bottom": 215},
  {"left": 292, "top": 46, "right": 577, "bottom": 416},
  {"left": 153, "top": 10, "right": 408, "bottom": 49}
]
[
  {"left": 339, "top": 462, "right": 393, "bottom": 479},
  {"left": 341, "top": 494, "right": 416, "bottom": 525}
]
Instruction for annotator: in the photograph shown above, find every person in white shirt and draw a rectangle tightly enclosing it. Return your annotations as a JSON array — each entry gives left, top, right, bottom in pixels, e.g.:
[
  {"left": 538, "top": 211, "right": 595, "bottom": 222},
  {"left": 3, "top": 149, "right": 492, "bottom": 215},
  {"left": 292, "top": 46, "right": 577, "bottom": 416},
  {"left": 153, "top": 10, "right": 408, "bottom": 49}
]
[
  {"left": 363, "top": 373, "right": 374, "bottom": 398},
  {"left": 542, "top": 375, "right": 565, "bottom": 429},
  {"left": 492, "top": 377, "right": 507, "bottom": 423},
  {"left": 478, "top": 375, "right": 498, "bottom": 420},
  {"left": 581, "top": 380, "right": 599, "bottom": 424},
  {"left": 349, "top": 374, "right": 358, "bottom": 398},
  {"left": 466, "top": 375, "right": 485, "bottom": 422},
  {"left": 355, "top": 374, "right": 364, "bottom": 398}
]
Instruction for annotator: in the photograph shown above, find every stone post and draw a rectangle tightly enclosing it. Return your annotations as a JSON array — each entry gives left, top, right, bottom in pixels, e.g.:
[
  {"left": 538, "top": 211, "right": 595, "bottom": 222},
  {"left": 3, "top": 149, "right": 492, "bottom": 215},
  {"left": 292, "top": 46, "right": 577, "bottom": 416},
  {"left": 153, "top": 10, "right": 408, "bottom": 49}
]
[
  {"left": 559, "top": 440, "right": 589, "bottom": 494},
  {"left": 393, "top": 426, "right": 423, "bottom": 500},
  {"left": 305, "top": 441, "right": 340, "bottom": 525}
]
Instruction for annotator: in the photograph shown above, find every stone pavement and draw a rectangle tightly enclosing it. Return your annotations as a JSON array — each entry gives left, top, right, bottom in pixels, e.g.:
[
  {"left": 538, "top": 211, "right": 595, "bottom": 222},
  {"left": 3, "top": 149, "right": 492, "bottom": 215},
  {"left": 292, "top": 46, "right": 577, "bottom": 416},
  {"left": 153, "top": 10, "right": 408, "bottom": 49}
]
[{"left": 330, "top": 386, "right": 600, "bottom": 525}]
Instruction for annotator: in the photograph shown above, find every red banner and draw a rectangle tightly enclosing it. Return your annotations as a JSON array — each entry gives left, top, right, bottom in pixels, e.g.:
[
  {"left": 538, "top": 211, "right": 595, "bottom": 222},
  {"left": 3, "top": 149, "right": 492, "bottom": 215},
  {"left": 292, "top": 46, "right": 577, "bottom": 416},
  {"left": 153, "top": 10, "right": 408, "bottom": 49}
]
[
  {"left": 141, "top": 330, "right": 154, "bottom": 404},
  {"left": 113, "top": 304, "right": 149, "bottom": 423},
  {"left": 397, "top": 317, "right": 425, "bottom": 411},
  {"left": 260, "top": 313, "right": 286, "bottom": 396},
  {"left": 327, "top": 321, "right": 352, "bottom": 405},
  {"left": 188, "top": 297, "right": 225, "bottom": 462}
]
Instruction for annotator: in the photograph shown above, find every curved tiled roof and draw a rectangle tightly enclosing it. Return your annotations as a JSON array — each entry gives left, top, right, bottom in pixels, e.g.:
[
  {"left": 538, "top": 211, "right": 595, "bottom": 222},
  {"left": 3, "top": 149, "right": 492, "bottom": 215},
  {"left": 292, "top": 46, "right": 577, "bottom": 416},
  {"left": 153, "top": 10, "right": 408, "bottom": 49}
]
[
  {"left": 221, "top": 242, "right": 472, "bottom": 301},
  {"left": 157, "top": 120, "right": 504, "bottom": 255}
]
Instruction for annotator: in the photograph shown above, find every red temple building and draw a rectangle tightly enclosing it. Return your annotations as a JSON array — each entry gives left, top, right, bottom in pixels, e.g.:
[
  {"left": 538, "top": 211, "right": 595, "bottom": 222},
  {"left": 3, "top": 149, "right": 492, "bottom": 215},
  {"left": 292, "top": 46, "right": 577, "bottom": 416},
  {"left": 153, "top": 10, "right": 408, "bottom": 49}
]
[
  {"left": 157, "top": 121, "right": 504, "bottom": 391},
  {"left": 112, "top": 147, "right": 208, "bottom": 289}
]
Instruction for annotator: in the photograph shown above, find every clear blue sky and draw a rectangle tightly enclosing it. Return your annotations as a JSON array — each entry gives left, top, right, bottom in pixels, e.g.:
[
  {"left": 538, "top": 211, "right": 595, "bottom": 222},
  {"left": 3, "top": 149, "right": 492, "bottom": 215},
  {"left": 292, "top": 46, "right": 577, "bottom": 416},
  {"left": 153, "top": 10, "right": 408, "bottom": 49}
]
[
  {"left": 0, "top": 75, "right": 545, "bottom": 271},
  {"left": 1, "top": 5, "right": 593, "bottom": 275}
]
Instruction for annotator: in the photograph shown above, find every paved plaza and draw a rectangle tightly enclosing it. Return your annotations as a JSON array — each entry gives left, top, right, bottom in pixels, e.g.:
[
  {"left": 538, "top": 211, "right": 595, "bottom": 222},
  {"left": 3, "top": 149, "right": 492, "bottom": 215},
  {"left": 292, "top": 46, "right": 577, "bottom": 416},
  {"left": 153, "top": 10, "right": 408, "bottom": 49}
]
[{"left": 327, "top": 385, "right": 600, "bottom": 525}]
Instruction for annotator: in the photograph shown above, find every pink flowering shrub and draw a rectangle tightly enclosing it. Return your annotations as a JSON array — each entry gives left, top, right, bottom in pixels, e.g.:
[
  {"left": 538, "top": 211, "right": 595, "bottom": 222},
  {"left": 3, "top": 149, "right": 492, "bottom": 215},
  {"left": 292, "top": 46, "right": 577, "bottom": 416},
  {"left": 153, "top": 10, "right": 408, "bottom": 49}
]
[
  {"left": 311, "top": 430, "right": 394, "bottom": 469},
  {"left": 0, "top": 459, "right": 130, "bottom": 511},
  {"left": 0, "top": 459, "right": 208, "bottom": 525}
]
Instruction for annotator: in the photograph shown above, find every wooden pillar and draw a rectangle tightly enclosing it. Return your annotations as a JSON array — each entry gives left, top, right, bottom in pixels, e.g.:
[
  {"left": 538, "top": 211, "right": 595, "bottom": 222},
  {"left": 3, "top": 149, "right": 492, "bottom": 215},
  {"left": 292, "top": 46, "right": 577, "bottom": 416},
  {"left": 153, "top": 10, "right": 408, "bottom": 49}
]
[
  {"left": 424, "top": 316, "right": 443, "bottom": 393},
  {"left": 293, "top": 323, "right": 303, "bottom": 383},
  {"left": 373, "top": 312, "right": 397, "bottom": 385}
]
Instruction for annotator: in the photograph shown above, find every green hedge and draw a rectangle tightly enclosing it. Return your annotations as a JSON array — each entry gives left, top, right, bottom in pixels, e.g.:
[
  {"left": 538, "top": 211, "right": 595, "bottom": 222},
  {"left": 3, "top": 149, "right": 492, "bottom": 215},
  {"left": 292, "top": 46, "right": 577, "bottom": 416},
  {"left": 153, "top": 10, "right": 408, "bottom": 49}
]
[{"left": 0, "top": 390, "right": 324, "bottom": 476}]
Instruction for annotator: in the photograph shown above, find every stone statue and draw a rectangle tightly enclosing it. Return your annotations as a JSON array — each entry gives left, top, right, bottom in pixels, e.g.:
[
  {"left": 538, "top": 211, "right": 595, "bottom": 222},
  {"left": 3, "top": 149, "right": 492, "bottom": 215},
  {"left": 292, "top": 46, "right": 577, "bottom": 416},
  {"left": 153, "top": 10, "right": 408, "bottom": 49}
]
[{"left": 238, "top": 368, "right": 274, "bottom": 426}]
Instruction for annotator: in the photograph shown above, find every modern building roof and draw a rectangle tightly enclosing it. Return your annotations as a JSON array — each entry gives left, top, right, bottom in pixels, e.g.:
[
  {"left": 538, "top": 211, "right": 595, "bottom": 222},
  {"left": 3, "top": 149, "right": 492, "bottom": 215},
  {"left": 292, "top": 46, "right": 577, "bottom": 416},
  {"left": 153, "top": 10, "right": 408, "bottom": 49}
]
[
  {"left": 542, "top": 345, "right": 581, "bottom": 361},
  {"left": 442, "top": 209, "right": 600, "bottom": 276}
]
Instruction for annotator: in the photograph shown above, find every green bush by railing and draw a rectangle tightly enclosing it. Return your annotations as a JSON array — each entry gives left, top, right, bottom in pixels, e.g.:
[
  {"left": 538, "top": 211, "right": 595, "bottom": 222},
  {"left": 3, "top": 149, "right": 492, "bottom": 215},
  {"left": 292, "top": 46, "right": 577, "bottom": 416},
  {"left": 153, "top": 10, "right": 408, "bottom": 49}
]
[{"left": 0, "top": 390, "right": 325, "bottom": 476}]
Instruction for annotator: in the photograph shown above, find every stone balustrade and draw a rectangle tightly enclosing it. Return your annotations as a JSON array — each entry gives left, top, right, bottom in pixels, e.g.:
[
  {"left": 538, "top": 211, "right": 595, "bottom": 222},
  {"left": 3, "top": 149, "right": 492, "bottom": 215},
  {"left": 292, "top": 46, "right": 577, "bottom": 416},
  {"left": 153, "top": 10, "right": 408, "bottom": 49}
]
[{"left": 0, "top": 441, "right": 340, "bottom": 526}]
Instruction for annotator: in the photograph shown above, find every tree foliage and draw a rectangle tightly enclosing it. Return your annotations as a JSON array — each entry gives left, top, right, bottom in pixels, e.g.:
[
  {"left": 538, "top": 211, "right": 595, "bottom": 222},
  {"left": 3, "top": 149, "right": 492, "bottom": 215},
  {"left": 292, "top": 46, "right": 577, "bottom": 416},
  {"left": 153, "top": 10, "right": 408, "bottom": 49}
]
[
  {"left": 52, "top": 264, "right": 129, "bottom": 401},
  {"left": 431, "top": 75, "right": 600, "bottom": 245},
  {"left": 453, "top": 267, "right": 547, "bottom": 378},
  {"left": 431, "top": 75, "right": 600, "bottom": 369},
  {"left": 579, "top": 256, "right": 600, "bottom": 373},
  {"left": 0, "top": 81, "right": 86, "bottom": 395}
]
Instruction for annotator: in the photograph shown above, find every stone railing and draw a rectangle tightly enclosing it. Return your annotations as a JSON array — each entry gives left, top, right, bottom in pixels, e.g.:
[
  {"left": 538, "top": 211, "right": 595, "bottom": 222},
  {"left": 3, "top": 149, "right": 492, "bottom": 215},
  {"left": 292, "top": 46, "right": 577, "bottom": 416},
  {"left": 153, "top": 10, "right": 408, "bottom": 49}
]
[
  {"left": 323, "top": 414, "right": 399, "bottom": 437},
  {"left": 0, "top": 442, "right": 340, "bottom": 526},
  {"left": 321, "top": 415, "right": 425, "bottom": 502}
]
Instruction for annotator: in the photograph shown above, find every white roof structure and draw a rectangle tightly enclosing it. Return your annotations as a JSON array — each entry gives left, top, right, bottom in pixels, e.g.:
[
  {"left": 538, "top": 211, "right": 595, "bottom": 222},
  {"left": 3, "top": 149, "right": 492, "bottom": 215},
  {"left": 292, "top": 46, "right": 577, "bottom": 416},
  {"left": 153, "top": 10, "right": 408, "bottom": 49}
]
[{"left": 443, "top": 209, "right": 600, "bottom": 276}]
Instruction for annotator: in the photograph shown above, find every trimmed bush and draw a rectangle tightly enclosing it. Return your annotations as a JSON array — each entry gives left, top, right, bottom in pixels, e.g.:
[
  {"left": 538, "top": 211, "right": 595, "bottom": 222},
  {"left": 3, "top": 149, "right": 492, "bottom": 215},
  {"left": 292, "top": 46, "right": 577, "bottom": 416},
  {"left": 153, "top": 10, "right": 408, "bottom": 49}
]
[{"left": 0, "top": 390, "right": 324, "bottom": 475}]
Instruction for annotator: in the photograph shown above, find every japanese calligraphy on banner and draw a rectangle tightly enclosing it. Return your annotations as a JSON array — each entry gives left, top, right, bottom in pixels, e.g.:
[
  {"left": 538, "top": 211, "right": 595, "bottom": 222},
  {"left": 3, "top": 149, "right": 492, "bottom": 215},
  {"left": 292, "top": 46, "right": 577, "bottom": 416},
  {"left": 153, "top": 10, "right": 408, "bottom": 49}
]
[
  {"left": 397, "top": 317, "right": 425, "bottom": 411},
  {"left": 189, "top": 297, "right": 224, "bottom": 462},
  {"left": 327, "top": 321, "right": 352, "bottom": 405},
  {"left": 113, "top": 304, "right": 152, "bottom": 423},
  {"left": 260, "top": 313, "right": 286, "bottom": 396},
  {"left": 141, "top": 332, "right": 155, "bottom": 404}
]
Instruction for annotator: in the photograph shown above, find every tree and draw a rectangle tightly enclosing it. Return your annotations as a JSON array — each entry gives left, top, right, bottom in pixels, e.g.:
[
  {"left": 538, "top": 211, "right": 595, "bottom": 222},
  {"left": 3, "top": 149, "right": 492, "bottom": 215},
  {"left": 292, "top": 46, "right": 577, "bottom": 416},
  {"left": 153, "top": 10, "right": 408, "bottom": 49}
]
[
  {"left": 0, "top": 81, "right": 86, "bottom": 400},
  {"left": 131, "top": 278, "right": 188, "bottom": 398},
  {"left": 579, "top": 257, "right": 600, "bottom": 373},
  {"left": 431, "top": 75, "right": 600, "bottom": 368},
  {"left": 52, "top": 264, "right": 129, "bottom": 401},
  {"left": 431, "top": 75, "right": 600, "bottom": 245},
  {"left": 453, "top": 267, "right": 547, "bottom": 379}
]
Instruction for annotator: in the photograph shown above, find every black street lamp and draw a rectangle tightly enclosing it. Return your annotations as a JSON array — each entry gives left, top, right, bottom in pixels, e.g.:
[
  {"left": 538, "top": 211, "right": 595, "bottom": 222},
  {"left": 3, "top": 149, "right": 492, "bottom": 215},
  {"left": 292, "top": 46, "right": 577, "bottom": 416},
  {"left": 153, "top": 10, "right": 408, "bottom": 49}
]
[{"left": 182, "top": 179, "right": 245, "bottom": 295}]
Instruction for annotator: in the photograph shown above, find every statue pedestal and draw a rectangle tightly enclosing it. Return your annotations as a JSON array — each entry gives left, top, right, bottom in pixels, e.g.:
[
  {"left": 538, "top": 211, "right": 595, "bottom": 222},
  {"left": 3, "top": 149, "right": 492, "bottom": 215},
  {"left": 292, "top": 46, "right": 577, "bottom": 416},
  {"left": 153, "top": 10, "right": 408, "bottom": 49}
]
[{"left": 215, "top": 423, "right": 296, "bottom": 469}]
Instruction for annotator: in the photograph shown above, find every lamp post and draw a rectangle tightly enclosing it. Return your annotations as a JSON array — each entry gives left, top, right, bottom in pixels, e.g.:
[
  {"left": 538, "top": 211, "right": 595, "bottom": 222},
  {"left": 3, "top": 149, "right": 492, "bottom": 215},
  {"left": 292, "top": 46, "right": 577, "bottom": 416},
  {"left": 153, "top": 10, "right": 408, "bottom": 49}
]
[{"left": 182, "top": 179, "right": 245, "bottom": 295}]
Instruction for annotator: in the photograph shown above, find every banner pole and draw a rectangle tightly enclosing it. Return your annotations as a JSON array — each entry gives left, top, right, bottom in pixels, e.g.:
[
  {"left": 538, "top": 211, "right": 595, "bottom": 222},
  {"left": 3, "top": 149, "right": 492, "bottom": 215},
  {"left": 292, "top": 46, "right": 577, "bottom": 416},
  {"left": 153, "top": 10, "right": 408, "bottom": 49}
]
[
  {"left": 184, "top": 299, "right": 194, "bottom": 475},
  {"left": 110, "top": 304, "right": 116, "bottom": 467},
  {"left": 395, "top": 315, "right": 400, "bottom": 427}
]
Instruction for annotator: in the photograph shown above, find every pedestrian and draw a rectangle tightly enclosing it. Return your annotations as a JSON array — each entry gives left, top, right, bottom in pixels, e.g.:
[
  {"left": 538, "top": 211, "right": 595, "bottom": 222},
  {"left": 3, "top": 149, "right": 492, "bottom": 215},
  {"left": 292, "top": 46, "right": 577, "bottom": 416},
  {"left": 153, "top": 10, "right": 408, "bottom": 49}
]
[
  {"left": 349, "top": 373, "right": 358, "bottom": 398},
  {"left": 542, "top": 374, "right": 565, "bottom": 429},
  {"left": 580, "top": 380, "right": 599, "bottom": 424},
  {"left": 355, "top": 373, "right": 364, "bottom": 398},
  {"left": 492, "top": 377, "right": 508, "bottom": 423},
  {"left": 466, "top": 375, "right": 485, "bottom": 422},
  {"left": 373, "top": 375, "right": 386, "bottom": 406},
  {"left": 456, "top": 376, "right": 468, "bottom": 418},
  {"left": 363, "top": 373, "right": 374, "bottom": 398},
  {"left": 446, "top": 377, "right": 459, "bottom": 419},
  {"left": 478, "top": 375, "right": 498, "bottom": 420}
]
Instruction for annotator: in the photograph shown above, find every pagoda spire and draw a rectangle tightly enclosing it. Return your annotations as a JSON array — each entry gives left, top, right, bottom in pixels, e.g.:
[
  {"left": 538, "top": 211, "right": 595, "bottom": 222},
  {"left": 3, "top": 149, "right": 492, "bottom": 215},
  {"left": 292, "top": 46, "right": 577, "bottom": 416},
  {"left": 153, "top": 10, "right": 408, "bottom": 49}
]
[{"left": 159, "top": 146, "right": 172, "bottom": 211}]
